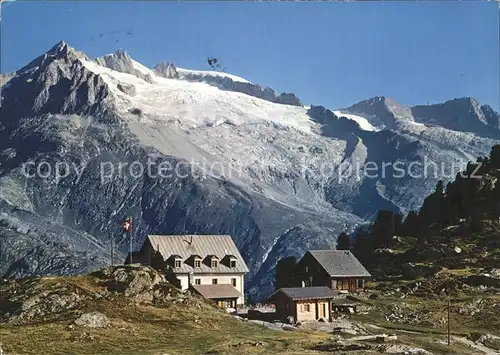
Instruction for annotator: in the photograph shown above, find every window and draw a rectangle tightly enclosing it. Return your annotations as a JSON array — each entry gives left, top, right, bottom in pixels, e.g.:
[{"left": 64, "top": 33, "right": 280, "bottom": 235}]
[
  {"left": 212, "top": 278, "right": 218, "bottom": 285},
  {"left": 194, "top": 278, "right": 201, "bottom": 285},
  {"left": 305, "top": 304, "right": 310, "bottom": 312},
  {"left": 194, "top": 259, "right": 201, "bottom": 268},
  {"left": 305, "top": 266, "right": 309, "bottom": 273},
  {"left": 211, "top": 259, "right": 218, "bottom": 268},
  {"left": 231, "top": 278, "right": 237, "bottom": 287},
  {"left": 230, "top": 259, "right": 237, "bottom": 268},
  {"left": 299, "top": 304, "right": 303, "bottom": 312},
  {"left": 174, "top": 259, "right": 181, "bottom": 268}
]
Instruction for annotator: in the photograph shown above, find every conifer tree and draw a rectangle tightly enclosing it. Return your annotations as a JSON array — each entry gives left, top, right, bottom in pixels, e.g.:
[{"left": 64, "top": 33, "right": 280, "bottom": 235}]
[
  {"left": 336, "top": 231, "right": 351, "bottom": 250},
  {"left": 371, "top": 210, "right": 395, "bottom": 248},
  {"left": 275, "top": 256, "right": 297, "bottom": 290},
  {"left": 489, "top": 145, "right": 500, "bottom": 169},
  {"left": 352, "top": 229, "right": 370, "bottom": 265}
]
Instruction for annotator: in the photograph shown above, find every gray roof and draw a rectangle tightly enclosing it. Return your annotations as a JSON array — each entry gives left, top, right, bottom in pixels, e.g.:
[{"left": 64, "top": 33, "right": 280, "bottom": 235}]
[
  {"left": 307, "top": 250, "right": 371, "bottom": 277},
  {"left": 147, "top": 235, "right": 249, "bottom": 274},
  {"left": 272, "top": 286, "right": 342, "bottom": 301},
  {"left": 192, "top": 284, "right": 242, "bottom": 299}
]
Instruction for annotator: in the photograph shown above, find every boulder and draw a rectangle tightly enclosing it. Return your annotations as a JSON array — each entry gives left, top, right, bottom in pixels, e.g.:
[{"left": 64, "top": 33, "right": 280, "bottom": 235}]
[{"left": 74, "top": 311, "right": 109, "bottom": 328}]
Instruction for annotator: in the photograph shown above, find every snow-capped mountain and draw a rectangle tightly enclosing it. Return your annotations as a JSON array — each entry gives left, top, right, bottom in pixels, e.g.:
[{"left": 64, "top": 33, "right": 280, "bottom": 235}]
[{"left": 0, "top": 41, "right": 498, "bottom": 298}]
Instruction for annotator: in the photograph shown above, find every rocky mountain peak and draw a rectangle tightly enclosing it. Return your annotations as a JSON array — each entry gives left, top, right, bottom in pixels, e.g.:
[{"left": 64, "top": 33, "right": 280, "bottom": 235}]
[
  {"left": 345, "top": 96, "right": 413, "bottom": 130},
  {"left": 114, "top": 48, "right": 129, "bottom": 58},
  {"left": 481, "top": 103, "right": 500, "bottom": 129},
  {"left": 411, "top": 97, "right": 500, "bottom": 136},
  {"left": 16, "top": 41, "right": 86, "bottom": 77},
  {"left": 95, "top": 49, "right": 154, "bottom": 83},
  {"left": 44, "top": 41, "right": 89, "bottom": 63},
  {"left": 1, "top": 42, "right": 114, "bottom": 121},
  {"left": 48, "top": 40, "right": 72, "bottom": 57}
]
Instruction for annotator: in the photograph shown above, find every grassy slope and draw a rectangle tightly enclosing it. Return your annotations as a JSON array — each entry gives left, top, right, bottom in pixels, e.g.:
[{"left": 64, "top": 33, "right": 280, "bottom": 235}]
[
  {"left": 1, "top": 273, "right": 499, "bottom": 354},
  {"left": 0, "top": 306, "right": 330, "bottom": 355},
  {"left": 0, "top": 274, "right": 332, "bottom": 355}
]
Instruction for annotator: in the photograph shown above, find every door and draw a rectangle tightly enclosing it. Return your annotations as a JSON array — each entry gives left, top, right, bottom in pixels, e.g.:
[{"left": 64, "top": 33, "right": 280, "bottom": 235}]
[{"left": 349, "top": 279, "right": 357, "bottom": 292}]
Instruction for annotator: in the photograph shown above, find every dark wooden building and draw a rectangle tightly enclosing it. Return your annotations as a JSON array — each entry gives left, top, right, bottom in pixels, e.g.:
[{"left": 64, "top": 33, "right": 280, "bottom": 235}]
[
  {"left": 296, "top": 250, "right": 371, "bottom": 293},
  {"left": 269, "top": 286, "right": 343, "bottom": 323}
]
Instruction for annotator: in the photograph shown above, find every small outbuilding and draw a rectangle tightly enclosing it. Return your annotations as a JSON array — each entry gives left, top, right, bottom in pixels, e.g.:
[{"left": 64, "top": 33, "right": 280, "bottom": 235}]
[{"left": 269, "top": 286, "right": 343, "bottom": 323}]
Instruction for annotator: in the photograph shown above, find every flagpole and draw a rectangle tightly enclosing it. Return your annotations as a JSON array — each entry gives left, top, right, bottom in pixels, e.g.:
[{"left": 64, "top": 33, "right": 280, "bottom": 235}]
[
  {"left": 110, "top": 235, "right": 114, "bottom": 266},
  {"left": 129, "top": 217, "right": 133, "bottom": 264}
]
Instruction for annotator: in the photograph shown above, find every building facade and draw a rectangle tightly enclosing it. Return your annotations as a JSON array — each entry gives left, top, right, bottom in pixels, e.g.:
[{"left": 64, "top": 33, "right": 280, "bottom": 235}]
[
  {"left": 130, "top": 234, "right": 249, "bottom": 305},
  {"left": 191, "top": 284, "right": 242, "bottom": 309},
  {"left": 270, "top": 286, "right": 343, "bottom": 323},
  {"left": 296, "top": 250, "right": 371, "bottom": 293}
]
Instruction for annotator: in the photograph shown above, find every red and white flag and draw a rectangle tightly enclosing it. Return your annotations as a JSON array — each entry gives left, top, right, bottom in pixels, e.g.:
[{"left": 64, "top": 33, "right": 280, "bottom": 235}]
[{"left": 123, "top": 217, "right": 132, "bottom": 233}]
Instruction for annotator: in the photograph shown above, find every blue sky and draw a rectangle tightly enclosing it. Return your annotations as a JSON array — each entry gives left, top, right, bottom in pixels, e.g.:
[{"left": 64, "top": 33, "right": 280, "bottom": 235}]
[{"left": 2, "top": 1, "right": 499, "bottom": 110}]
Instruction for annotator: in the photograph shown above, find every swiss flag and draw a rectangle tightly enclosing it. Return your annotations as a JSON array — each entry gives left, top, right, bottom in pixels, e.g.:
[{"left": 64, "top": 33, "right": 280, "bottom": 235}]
[{"left": 123, "top": 217, "right": 132, "bottom": 233}]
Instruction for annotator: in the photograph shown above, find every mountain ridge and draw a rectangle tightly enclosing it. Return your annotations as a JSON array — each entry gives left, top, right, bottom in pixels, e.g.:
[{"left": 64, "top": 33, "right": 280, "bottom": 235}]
[{"left": 0, "top": 41, "right": 499, "bottom": 299}]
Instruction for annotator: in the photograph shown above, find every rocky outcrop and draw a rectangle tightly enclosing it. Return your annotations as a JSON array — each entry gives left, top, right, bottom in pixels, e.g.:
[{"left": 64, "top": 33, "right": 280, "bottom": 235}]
[
  {"left": 401, "top": 263, "right": 441, "bottom": 280},
  {"left": 177, "top": 71, "right": 302, "bottom": 106},
  {"left": 117, "top": 83, "right": 137, "bottom": 96},
  {"left": 344, "top": 96, "right": 414, "bottom": 129},
  {"left": 276, "top": 92, "right": 302, "bottom": 106},
  {"left": 92, "top": 265, "right": 166, "bottom": 303},
  {"left": 153, "top": 62, "right": 179, "bottom": 79},
  {"left": 95, "top": 49, "right": 154, "bottom": 83},
  {"left": 0, "top": 72, "right": 16, "bottom": 88},
  {"left": 0, "top": 265, "right": 210, "bottom": 325},
  {"left": 5, "top": 279, "right": 95, "bottom": 325}
]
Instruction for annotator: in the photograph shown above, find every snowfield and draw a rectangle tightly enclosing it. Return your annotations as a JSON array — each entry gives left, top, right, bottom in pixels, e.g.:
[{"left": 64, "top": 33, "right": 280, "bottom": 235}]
[{"left": 333, "top": 110, "right": 380, "bottom": 132}]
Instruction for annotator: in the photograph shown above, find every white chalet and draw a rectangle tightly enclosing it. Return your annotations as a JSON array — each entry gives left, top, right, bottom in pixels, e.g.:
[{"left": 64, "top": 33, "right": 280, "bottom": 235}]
[{"left": 130, "top": 235, "right": 249, "bottom": 307}]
